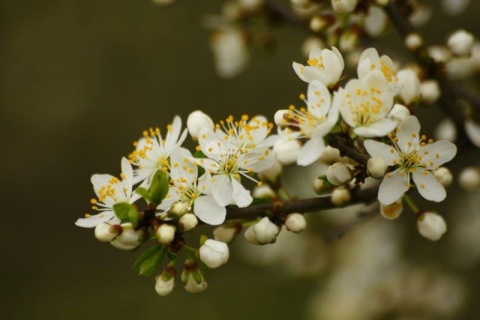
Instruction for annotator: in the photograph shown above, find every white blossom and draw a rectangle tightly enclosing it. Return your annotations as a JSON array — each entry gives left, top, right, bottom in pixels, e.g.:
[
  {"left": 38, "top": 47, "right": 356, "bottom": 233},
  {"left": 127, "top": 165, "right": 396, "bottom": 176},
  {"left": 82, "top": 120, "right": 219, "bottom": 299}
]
[
  {"left": 420, "top": 80, "right": 441, "bottom": 104},
  {"left": 326, "top": 162, "right": 352, "bottom": 185},
  {"left": 94, "top": 223, "right": 119, "bottom": 242},
  {"left": 285, "top": 213, "right": 307, "bottom": 233},
  {"left": 417, "top": 211, "right": 447, "bottom": 241},
  {"left": 110, "top": 224, "right": 144, "bottom": 250},
  {"left": 129, "top": 116, "right": 188, "bottom": 185},
  {"left": 364, "top": 116, "right": 457, "bottom": 205},
  {"left": 447, "top": 29, "right": 475, "bottom": 56},
  {"left": 155, "top": 274, "right": 175, "bottom": 296},
  {"left": 273, "top": 138, "right": 302, "bottom": 165},
  {"left": 442, "top": 0, "right": 470, "bottom": 16},
  {"left": 210, "top": 27, "right": 249, "bottom": 78},
  {"left": 244, "top": 217, "right": 280, "bottom": 245},
  {"left": 357, "top": 48, "right": 399, "bottom": 92},
  {"left": 331, "top": 0, "right": 358, "bottom": 14},
  {"left": 433, "top": 167, "right": 453, "bottom": 187},
  {"left": 435, "top": 118, "right": 457, "bottom": 142},
  {"left": 187, "top": 110, "right": 214, "bottom": 141},
  {"left": 396, "top": 69, "right": 421, "bottom": 105},
  {"left": 388, "top": 104, "right": 410, "bottom": 123},
  {"left": 182, "top": 270, "right": 208, "bottom": 293},
  {"left": 405, "top": 33, "right": 423, "bottom": 51},
  {"left": 76, "top": 158, "right": 138, "bottom": 228},
  {"left": 364, "top": 6, "right": 387, "bottom": 38},
  {"left": 458, "top": 166, "right": 480, "bottom": 192},
  {"left": 465, "top": 119, "right": 480, "bottom": 147},
  {"left": 293, "top": 47, "right": 344, "bottom": 86},
  {"left": 199, "top": 239, "right": 230, "bottom": 268}
]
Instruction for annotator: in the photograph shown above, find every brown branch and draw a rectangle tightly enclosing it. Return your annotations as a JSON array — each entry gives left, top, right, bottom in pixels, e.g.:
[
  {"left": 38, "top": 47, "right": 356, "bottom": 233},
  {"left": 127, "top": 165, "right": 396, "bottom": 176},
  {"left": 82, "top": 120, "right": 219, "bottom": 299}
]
[{"left": 327, "top": 133, "right": 371, "bottom": 165}]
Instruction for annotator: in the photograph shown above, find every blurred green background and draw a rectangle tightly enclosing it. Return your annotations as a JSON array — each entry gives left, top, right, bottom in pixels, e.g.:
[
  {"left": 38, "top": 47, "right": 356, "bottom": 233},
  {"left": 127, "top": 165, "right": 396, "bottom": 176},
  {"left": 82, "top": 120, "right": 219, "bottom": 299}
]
[{"left": 2, "top": 0, "right": 480, "bottom": 319}]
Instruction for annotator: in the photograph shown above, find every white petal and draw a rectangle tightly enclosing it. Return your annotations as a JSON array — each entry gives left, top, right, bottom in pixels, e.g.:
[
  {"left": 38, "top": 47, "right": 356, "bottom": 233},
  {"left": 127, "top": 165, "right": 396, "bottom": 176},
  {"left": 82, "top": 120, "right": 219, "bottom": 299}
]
[
  {"left": 304, "top": 67, "right": 328, "bottom": 84},
  {"left": 75, "top": 212, "right": 114, "bottom": 228},
  {"left": 418, "top": 140, "right": 457, "bottom": 169},
  {"left": 354, "top": 118, "right": 398, "bottom": 137},
  {"left": 297, "top": 137, "right": 325, "bottom": 166},
  {"left": 91, "top": 174, "right": 114, "bottom": 198},
  {"left": 212, "top": 174, "right": 233, "bottom": 207},
  {"left": 412, "top": 170, "right": 446, "bottom": 202},
  {"left": 322, "top": 49, "right": 343, "bottom": 83},
  {"left": 378, "top": 168, "right": 410, "bottom": 205},
  {"left": 397, "top": 116, "right": 421, "bottom": 153},
  {"left": 121, "top": 157, "right": 134, "bottom": 182},
  {"left": 363, "top": 140, "right": 399, "bottom": 166},
  {"left": 194, "top": 196, "right": 227, "bottom": 225},
  {"left": 465, "top": 119, "right": 480, "bottom": 147},
  {"left": 307, "top": 80, "right": 331, "bottom": 118},
  {"left": 231, "top": 178, "right": 253, "bottom": 207},
  {"left": 292, "top": 62, "right": 308, "bottom": 82}
]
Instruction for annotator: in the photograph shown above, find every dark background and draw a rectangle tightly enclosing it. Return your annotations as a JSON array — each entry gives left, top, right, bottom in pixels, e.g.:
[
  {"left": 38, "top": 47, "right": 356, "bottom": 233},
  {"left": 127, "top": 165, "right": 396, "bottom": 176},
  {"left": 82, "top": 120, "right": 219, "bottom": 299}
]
[{"left": 2, "top": 1, "right": 480, "bottom": 319}]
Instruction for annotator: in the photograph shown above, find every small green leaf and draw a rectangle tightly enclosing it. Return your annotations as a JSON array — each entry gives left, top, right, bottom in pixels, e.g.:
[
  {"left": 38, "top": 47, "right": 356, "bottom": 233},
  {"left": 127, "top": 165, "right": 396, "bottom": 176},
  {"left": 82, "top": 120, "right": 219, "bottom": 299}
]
[
  {"left": 194, "top": 150, "right": 206, "bottom": 158},
  {"left": 135, "top": 187, "right": 151, "bottom": 202},
  {"left": 132, "top": 246, "right": 165, "bottom": 277},
  {"left": 128, "top": 206, "right": 140, "bottom": 228},
  {"left": 113, "top": 203, "right": 134, "bottom": 222},
  {"left": 251, "top": 197, "right": 271, "bottom": 205},
  {"left": 149, "top": 170, "right": 169, "bottom": 205}
]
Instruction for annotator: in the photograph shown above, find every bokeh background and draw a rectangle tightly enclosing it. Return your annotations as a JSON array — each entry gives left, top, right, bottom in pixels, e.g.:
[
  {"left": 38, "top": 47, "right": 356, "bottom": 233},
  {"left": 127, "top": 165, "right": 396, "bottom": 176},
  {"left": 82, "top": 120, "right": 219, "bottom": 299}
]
[{"left": 2, "top": 0, "right": 480, "bottom": 319}]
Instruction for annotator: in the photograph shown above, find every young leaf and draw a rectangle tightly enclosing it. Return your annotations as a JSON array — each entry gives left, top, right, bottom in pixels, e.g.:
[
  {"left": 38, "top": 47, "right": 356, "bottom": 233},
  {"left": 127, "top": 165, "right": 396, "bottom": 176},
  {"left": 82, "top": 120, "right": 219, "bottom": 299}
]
[
  {"left": 113, "top": 203, "right": 134, "bottom": 222},
  {"left": 128, "top": 205, "right": 140, "bottom": 228},
  {"left": 149, "top": 170, "right": 169, "bottom": 205},
  {"left": 135, "top": 187, "right": 151, "bottom": 202},
  {"left": 132, "top": 246, "right": 165, "bottom": 277}
]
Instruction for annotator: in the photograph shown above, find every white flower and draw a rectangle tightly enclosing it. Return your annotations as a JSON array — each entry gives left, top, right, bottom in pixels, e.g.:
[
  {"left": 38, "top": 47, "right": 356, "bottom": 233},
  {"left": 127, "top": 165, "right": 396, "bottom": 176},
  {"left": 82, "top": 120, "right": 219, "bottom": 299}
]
[
  {"left": 285, "top": 213, "right": 307, "bottom": 233},
  {"left": 447, "top": 29, "right": 474, "bottom": 56},
  {"left": 417, "top": 211, "right": 447, "bottom": 241},
  {"left": 380, "top": 200, "right": 403, "bottom": 220},
  {"left": 210, "top": 27, "right": 249, "bottom": 78},
  {"left": 187, "top": 110, "right": 214, "bottom": 140},
  {"left": 110, "top": 224, "right": 144, "bottom": 250},
  {"left": 420, "top": 80, "right": 441, "bottom": 104},
  {"left": 244, "top": 217, "right": 280, "bottom": 245},
  {"left": 193, "top": 116, "right": 275, "bottom": 210},
  {"left": 199, "top": 239, "right": 230, "bottom": 268},
  {"left": 396, "top": 69, "right": 421, "bottom": 105},
  {"left": 75, "top": 158, "right": 138, "bottom": 228},
  {"left": 357, "top": 48, "right": 399, "bottom": 92},
  {"left": 331, "top": 0, "right": 358, "bottom": 14},
  {"left": 156, "top": 224, "right": 176, "bottom": 245},
  {"left": 435, "top": 118, "right": 457, "bottom": 142},
  {"left": 129, "top": 116, "right": 188, "bottom": 185},
  {"left": 326, "top": 162, "right": 352, "bottom": 185},
  {"left": 273, "top": 138, "right": 302, "bottom": 165},
  {"left": 442, "top": 0, "right": 470, "bottom": 16},
  {"left": 276, "top": 80, "right": 339, "bottom": 165},
  {"left": 335, "top": 70, "right": 397, "bottom": 137},
  {"left": 164, "top": 149, "right": 227, "bottom": 225},
  {"left": 293, "top": 47, "right": 344, "bottom": 86},
  {"left": 388, "top": 104, "right": 410, "bottom": 123},
  {"left": 458, "top": 166, "right": 480, "bottom": 192},
  {"left": 364, "top": 116, "right": 457, "bottom": 205},
  {"left": 405, "top": 33, "right": 423, "bottom": 51}
]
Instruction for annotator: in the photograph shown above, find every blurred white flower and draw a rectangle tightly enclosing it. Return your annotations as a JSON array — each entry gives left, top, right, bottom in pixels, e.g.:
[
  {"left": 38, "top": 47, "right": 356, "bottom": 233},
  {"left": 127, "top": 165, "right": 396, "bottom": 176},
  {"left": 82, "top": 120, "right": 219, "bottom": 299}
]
[
  {"left": 447, "top": 29, "right": 474, "bottom": 56},
  {"left": 210, "top": 27, "right": 249, "bottom": 78},
  {"left": 417, "top": 211, "right": 447, "bottom": 241}
]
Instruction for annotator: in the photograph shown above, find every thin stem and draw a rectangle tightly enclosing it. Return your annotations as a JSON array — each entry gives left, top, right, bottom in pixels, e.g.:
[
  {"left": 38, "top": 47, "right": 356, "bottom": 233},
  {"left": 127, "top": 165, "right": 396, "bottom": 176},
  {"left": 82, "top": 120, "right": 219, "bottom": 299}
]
[{"left": 403, "top": 194, "right": 419, "bottom": 213}]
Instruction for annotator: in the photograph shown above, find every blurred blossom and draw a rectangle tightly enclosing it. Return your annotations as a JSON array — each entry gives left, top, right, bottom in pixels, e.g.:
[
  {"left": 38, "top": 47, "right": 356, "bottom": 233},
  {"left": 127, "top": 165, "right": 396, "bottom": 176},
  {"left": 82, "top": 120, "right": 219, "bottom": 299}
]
[
  {"left": 442, "top": 0, "right": 471, "bottom": 16},
  {"left": 210, "top": 27, "right": 249, "bottom": 78}
]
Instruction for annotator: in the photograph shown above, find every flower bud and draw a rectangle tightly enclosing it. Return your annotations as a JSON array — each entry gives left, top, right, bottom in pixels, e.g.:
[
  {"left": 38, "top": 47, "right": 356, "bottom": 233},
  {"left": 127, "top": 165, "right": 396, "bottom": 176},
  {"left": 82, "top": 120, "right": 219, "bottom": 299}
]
[
  {"left": 447, "top": 29, "right": 474, "bottom": 56},
  {"left": 273, "top": 138, "right": 302, "bottom": 165},
  {"left": 428, "top": 45, "right": 451, "bottom": 64},
  {"left": 364, "top": 6, "right": 387, "bottom": 38},
  {"left": 169, "top": 201, "right": 190, "bottom": 217},
  {"left": 252, "top": 184, "right": 276, "bottom": 199},
  {"left": 313, "top": 177, "right": 332, "bottom": 193},
  {"left": 388, "top": 103, "right": 410, "bottom": 122},
  {"left": 285, "top": 213, "right": 307, "bottom": 233},
  {"left": 187, "top": 110, "right": 214, "bottom": 141},
  {"left": 417, "top": 211, "right": 447, "bottom": 241},
  {"left": 331, "top": 187, "right": 351, "bottom": 207},
  {"left": 405, "top": 33, "right": 423, "bottom": 51},
  {"left": 94, "top": 223, "right": 120, "bottom": 242},
  {"left": 326, "top": 162, "right": 352, "bottom": 185},
  {"left": 465, "top": 119, "right": 480, "bottom": 147},
  {"left": 310, "top": 16, "right": 326, "bottom": 32},
  {"left": 380, "top": 200, "right": 403, "bottom": 220},
  {"left": 199, "top": 239, "right": 230, "bottom": 269},
  {"left": 434, "top": 118, "right": 457, "bottom": 142},
  {"left": 397, "top": 69, "right": 421, "bottom": 104},
  {"left": 331, "top": 0, "right": 358, "bottom": 14},
  {"left": 420, "top": 80, "right": 440, "bottom": 104},
  {"left": 434, "top": 167, "right": 453, "bottom": 187},
  {"left": 179, "top": 213, "right": 198, "bottom": 232},
  {"left": 339, "top": 31, "right": 358, "bottom": 52},
  {"left": 210, "top": 27, "right": 248, "bottom": 78},
  {"left": 319, "top": 146, "right": 344, "bottom": 164},
  {"left": 156, "top": 224, "right": 176, "bottom": 245},
  {"left": 181, "top": 260, "right": 208, "bottom": 294},
  {"left": 458, "top": 166, "right": 480, "bottom": 192},
  {"left": 244, "top": 217, "right": 280, "bottom": 245},
  {"left": 155, "top": 267, "right": 176, "bottom": 297},
  {"left": 110, "top": 225, "right": 144, "bottom": 250},
  {"left": 367, "top": 157, "right": 388, "bottom": 179},
  {"left": 213, "top": 225, "right": 239, "bottom": 243},
  {"left": 257, "top": 158, "right": 283, "bottom": 183}
]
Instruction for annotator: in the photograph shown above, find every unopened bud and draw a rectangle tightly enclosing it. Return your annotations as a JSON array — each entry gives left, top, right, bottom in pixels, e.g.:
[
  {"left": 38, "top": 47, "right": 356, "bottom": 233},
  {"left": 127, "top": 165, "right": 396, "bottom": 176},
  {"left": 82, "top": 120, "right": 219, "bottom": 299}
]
[
  {"left": 199, "top": 239, "right": 230, "bottom": 269},
  {"left": 405, "top": 33, "right": 423, "bottom": 51},
  {"left": 367, "top": 157, "right": 388, "bottom": 179},
  {"left": 310, "top": 16, "right": 326, "bottom": 32},
  {"left": 155, "top": 267, "right": 176, "bottom": 297},
  {"left": 389, "top": 104, "right": 410, "bottom": 122},
  {"left": 252, "top": 184, "right": 276, "bottom": 199},
  {"left": 301, "top": 36, "right": 325, "bottom": 58},
  {"left": 179, "top": 213, "right": 198, "bottom": 232},
  {"left": 95, "top": 223, "right": 120, "bottom": 242},
  {"left": 458, "top": 166, "right": 480, "bottom": 192},
  {"left": 319, "top": 146, "right": 344, "bottom": 164},
  {"left": 326, "top": 162, "right": 352, "bottom": 185},
  {"left": 285, "top": 213, "right": 307, "bottom": 233},
  {"left": 434, "top": 118, "right": 457, "bottom": 142},
  {"left": 380, "top": 200, "right": 403, "bottom": 220},
  {"left": 213, "top": 225, "right": 239, "bottom": 243},
  {"left": 313, "top": 176, "right": 332, "bottom": 193},
  {"left": 331, "top": 0, "right": 358, "bottom": 14},
  {"left": 156, "top": 224, "right": 176, "bottom": 245},
  {"left": 428, "top": 45, "right": 451, "bottom": 64},
  {"left": 331, "top": 187, "right": 351, "bottom": 207},
  {"left": 417, "top": 211, "right": 447, "bottom": 241},
  {"left": 420, "top": 80, "right": 441, "bottom": 104},
  {"left": 434, "top": 167, "right": 453, "bottom": 187},
  {"left": 273, "top": 138, "right": 302, "bottom": 165},
  {"left": 187, "top": 110, "right": 215, "bottom": 140},
  {"left": 110, "top": 225, "right": 144, "bottom": 250},
  {"left": 244, "top": 217, "right": 280, "bottom": 245},
  {"left": 447, "top": 29, "right": 474, "bottom": 56},
  {"left": 181, "top": 263, "right": 208, "bottom": 294},
  {"left": 169, "top": 201, "right": 190, "bottom": 217}
]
